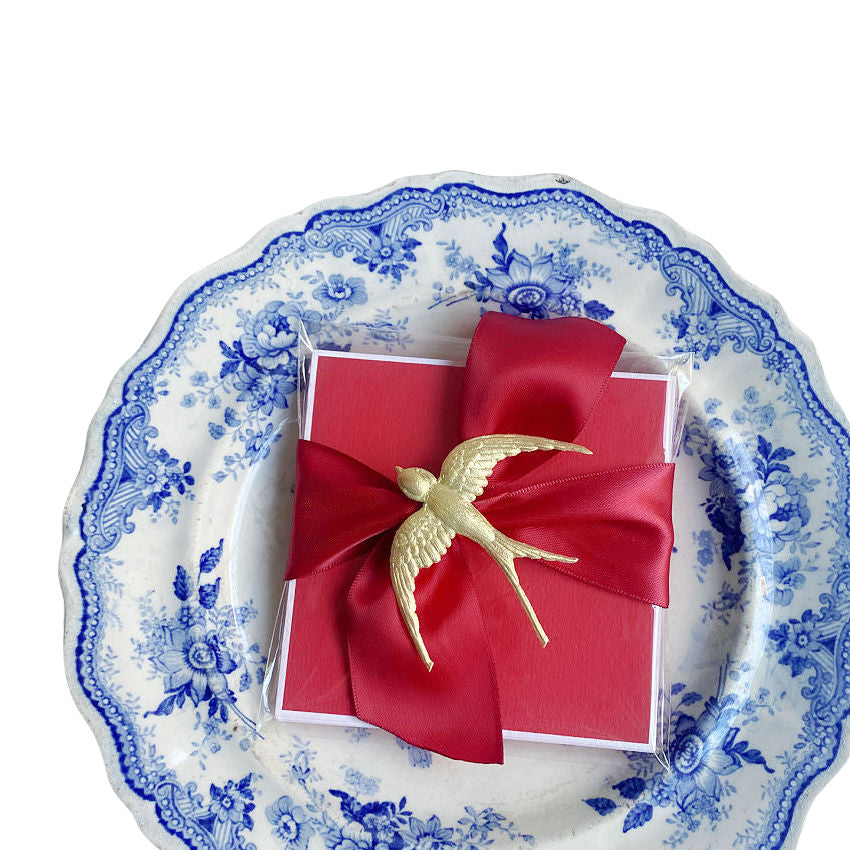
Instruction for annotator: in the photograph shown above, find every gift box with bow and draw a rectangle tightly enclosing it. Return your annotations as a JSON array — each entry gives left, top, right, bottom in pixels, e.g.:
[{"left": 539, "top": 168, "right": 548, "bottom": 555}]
[{"left": 274, "top": 313, "right": 679, "bottom": 764}]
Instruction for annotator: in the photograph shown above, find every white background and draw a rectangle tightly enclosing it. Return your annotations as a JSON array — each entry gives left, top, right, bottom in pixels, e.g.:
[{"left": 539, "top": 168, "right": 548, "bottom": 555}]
[{"left": 2, "top": 2, "right": 848, "bottom": 848}]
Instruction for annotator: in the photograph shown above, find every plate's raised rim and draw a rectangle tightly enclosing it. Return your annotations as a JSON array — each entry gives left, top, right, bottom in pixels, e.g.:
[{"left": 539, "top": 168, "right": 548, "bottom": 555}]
[{"left": 60, "top": 170, "right": 849, "bottom": 850}]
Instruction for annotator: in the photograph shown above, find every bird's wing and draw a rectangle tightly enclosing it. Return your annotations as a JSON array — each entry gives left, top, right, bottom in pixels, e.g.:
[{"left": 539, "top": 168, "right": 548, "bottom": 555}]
[
  {"left": 390, "top": 506, "right": 455, "bottom": 670},
  {"left": 438, "top": 434, "right": 591, "bottom": 501}
]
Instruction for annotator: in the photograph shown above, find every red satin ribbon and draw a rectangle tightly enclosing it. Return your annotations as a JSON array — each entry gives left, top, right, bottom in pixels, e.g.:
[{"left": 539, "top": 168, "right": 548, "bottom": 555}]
[{"left": 285, "top": 314, "right": 675, "bottom": 763}]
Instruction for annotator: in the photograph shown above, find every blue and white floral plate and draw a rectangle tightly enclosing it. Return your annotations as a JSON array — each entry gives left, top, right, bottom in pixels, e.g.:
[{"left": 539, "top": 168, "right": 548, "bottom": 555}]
[{"left": 61, "top": 172, "right": 850, "bottom": 849}]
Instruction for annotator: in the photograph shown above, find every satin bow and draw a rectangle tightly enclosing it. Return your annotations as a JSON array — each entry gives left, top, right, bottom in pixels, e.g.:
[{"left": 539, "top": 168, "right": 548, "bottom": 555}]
[{"left": 285, "top": 313, "right": 674, "bottom": 763}]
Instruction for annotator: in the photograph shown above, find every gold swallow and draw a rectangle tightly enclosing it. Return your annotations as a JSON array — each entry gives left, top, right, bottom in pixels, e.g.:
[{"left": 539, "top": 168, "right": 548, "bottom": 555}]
[{"left": 391, "top": 434, "right": 591, "bottom": 670}]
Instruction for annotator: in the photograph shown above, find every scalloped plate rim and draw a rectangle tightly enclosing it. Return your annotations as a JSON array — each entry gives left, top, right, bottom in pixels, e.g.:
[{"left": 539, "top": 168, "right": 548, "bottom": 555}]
[{"left": 59, "top": 170, "right": 849, "bottom": 850}]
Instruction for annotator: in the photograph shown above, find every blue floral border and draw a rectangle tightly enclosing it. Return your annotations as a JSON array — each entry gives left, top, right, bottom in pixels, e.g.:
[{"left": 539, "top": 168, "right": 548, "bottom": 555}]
[{"left": 68, "top": 180, "right": 850, "bottom": 849}]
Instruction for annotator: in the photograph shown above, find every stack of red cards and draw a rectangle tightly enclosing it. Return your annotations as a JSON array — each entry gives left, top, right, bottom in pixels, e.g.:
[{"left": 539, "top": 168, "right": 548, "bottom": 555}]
[{"left": 274, "top": 347, "right": 676, "bottom": 752}]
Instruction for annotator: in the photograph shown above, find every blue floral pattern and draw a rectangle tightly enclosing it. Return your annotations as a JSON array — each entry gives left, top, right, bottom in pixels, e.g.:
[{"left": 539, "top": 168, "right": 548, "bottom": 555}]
[
  {"left": 64, "top": 178, "right": 850, "bottom": 850},
  {"left": 182, "top": 299, "right": 316, "bottom": 480},
  {"left": 682, "top": 388, "right": 819, "bottom": 571},
  {"left": 306, "top": 271, "right": 368, "bottom": 314},
  {"left": 155, "top": 774, "right": 258, "bottom": 850},
  {"left": 267, "top": 797, "right": 314, "bottom": 848},
  {"left": 134, "top": 538, "right": 265, "bottom": 768},
  {"left": 353, "top": 224, "right": 421, "bottom": 283},
  {"left": 582, "top": 380, "right": 838, "bottom": 844},
  {"left": 769, "top": 609, "right": 834, "bottom": 679},
  {"left": 265, "top": 739, "right": 533, "bottom": 849},
  {"left": 586, "top": 671, "right": 774, "bottom": 843},
  {"left": 432, "top": 224, "right": 614, "bottom": 320},
  {"left": 81, "top": 402, "right": 196, "bottom": 551}
]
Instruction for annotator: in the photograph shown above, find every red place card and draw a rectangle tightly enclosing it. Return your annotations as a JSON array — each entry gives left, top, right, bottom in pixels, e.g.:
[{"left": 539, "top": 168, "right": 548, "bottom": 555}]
[{"left": 275, "top": 349, "right": 674, "bottom": 751}]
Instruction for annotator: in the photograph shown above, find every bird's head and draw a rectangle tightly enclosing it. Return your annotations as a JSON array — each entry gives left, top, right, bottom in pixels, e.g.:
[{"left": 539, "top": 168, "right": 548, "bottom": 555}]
[{"left": 395, "top": 466, "right": 436, "bottom": 502}]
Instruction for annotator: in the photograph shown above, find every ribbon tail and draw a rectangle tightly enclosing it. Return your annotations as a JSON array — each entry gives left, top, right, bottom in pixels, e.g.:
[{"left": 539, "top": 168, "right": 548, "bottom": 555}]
[{"left": 346, "top": 538, "right": 504, "bottom": 764}]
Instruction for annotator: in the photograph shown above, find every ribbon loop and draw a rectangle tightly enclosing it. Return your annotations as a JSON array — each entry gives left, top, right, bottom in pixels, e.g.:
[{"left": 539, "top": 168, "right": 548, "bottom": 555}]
[
  {"left": 286, "top": 441, "right": 415, "bottom": 581},
  {"left": 460, "top": 313, "right": 625, "bottom": 441}
]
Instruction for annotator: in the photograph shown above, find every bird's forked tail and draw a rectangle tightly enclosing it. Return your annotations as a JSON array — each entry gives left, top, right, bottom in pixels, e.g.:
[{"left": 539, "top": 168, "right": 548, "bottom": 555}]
[{"left": 487, "top": 532, "right": 578, "bottom": 648}]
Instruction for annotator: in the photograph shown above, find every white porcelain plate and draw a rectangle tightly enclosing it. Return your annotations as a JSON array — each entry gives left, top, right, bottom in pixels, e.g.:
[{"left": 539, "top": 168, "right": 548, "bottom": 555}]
[{"left": 61, "top": 173, "right": 850, "bottom": 849}]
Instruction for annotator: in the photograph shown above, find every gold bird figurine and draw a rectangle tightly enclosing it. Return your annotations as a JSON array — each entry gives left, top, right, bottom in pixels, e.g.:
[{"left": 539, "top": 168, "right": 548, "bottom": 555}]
[{"left": 391, "top": 434, "right": 592, "bottom": 671}]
